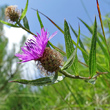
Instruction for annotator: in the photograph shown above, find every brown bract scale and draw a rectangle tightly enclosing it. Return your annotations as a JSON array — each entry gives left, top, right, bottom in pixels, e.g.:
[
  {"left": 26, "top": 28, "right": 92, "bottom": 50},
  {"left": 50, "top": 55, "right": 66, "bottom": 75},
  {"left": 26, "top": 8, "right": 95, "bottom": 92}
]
[
  {"left": 37, "top": 47, "right": 63, "bottom": 75},
  {"left": 5, "top": 5, "right": 20, "bottom": 22}
]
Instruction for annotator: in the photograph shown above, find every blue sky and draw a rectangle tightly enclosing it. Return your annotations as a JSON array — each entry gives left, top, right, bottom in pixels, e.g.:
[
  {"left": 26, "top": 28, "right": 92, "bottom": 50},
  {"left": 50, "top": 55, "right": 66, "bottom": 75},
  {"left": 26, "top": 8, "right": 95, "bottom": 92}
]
[{"left": 1, "top": 0, "right": 110, "bottom": 47}]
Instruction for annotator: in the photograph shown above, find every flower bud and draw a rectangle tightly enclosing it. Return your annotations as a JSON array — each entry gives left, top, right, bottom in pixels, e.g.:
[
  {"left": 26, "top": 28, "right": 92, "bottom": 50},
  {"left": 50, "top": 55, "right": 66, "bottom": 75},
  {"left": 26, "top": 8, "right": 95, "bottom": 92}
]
[
  {"left": 38, "top": 47, "right": 63, "bottom": 75},
  {"left": 5, "top": 5, "right": 20, "bottom": 22}
]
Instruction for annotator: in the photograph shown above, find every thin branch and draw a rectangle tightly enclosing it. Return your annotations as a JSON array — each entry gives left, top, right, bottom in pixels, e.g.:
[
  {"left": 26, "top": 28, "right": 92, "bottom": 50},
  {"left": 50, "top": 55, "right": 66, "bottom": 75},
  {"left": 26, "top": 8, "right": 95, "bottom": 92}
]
[
  {"left": 59, "top": 69, "right": 90, "bottom": 80},
  {"left": 16, "top": 21, "right": 37, "bottom": 36}
]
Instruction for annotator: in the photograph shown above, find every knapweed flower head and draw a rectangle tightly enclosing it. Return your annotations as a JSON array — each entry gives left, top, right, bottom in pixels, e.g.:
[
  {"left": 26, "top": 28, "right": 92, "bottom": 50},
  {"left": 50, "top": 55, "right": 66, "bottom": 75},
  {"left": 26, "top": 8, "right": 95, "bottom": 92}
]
[
  {"left": 5, "top": 5, "right": 20, "bottom": 22},
  {"left": 37, "top": 47, "right": 63, "bottom": 75},
  {"left": 15, "top": 28, "right": 63, "bottom": 74}
]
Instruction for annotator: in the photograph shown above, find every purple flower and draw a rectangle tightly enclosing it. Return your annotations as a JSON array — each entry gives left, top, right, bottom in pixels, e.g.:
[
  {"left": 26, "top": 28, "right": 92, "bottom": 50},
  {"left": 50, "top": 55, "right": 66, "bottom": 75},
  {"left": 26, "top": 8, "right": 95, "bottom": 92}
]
[{"left": 15, "top": 28, "right": 57, "bottom": 63}]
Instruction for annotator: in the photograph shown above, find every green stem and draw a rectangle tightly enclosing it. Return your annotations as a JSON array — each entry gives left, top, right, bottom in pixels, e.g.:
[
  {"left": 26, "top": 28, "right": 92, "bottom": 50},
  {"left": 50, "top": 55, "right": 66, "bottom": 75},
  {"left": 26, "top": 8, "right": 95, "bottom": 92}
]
[
  {"left": 59, "top": 69, "right": 90, "bottom": 80},
  {"left": 16, "top": 21, "right": 36, "bottom": 36},
  {"left": 59, "top": 69, "right": 108, "bottom": 80}
]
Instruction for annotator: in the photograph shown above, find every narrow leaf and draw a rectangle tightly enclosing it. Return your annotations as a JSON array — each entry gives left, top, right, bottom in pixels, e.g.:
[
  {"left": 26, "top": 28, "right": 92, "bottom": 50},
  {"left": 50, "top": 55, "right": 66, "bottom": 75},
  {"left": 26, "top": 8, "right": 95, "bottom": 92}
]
[
  {"left": 20, "top": 0, "right": 29, "bottom": 20},
  {"left": 0, "top": 20, "right": 18, "bottom": 27},
  {"left": 79, "top": 18, "right": 109, "bottom": 60},
  {"left": 61, "top": 49, "right": 77, "bottom": 70},
  {"left": 37, "top": 10, "right": 44, "bottom": 28},
  {"left": 64, "top": 19, "right": 78, "bottom": 75},
  {"left": 61, "top": 26, "right": 80, "bottom": 71},
  {"left": 10, "top": 77, "right": 52, "bottom": 86},
  {"left": 79, "top": 18, "right": 106, "bottom": 45},
  {"left": 52, "top": 72, "right": 58, "bottom": 83},
  {"left": 23, "top": 16, "right": 30, "bottom": 30},
  {"left": 72, "top": 40, "right": 87, "bottom": 56},
  {"left": 70, "top": 24, "right": 88, "bottom": 64},
  {"left": 48, "top": 41, "right": 66, "bottom": 56},
  {"left": 64, "top": 20, "right": 75, "bottom": 58},
  {"left": 97, "top": 63, "right": 109, "bottom": 72},
  {"left": 98, "top": 32, "right": 106, "bottom": 46},
  {"left": 38, "top": 10, "right": 64, "bottom": 34},
  {"left": 89, "top": 17, "right": 97, "bottom": 77},
  {"left": 78, "top": 18, "right": 93, "bottom": 33},
  {"left": 97, "top": 36, "right": 109, "bottom": 59}
]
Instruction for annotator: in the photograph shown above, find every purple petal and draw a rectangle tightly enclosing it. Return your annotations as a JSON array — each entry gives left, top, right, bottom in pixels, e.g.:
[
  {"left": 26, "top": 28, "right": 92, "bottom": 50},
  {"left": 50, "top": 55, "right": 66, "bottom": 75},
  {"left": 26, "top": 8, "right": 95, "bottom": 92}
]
[{"left": 15, "top": 28, "right": 57, "bottom": 63}]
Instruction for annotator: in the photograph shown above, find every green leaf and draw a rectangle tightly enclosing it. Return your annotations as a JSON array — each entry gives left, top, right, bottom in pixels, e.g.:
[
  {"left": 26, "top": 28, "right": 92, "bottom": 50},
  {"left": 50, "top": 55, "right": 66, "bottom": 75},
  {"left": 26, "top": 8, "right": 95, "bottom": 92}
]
[
  {"left": 98, "top": 32, "right": 106, "bottom": 46},
  {"left": 64, "top": 20, "right": 75, "bottom": 58},
  {"left": 61, "top": 26, "right": 80, "bottom": 70},
  {"left": 79, "top": 18, "right": 108, "bottom": 59},
  {"left": 97, "top": 36, "right": 109, "bottom": 59},
  {"left": 10, "top": 74, "right": 64, "bottom": 86},
  {"left": 80, "top": 17, "right": 106, "bottom": 46},
  {"left": 89, "top": 17, "right": 97, "bottom": 77},
  {"left": 48, "top": 41, "right": 66, "bottom": 56},
  {"left": 97, "top": 62, "right": 109, "bottom": 72},
  {"left": 36, "top": 10, "right": 66, "bottom": 54},
  {"left": 0, "top": 20, "right": 19, "bottom": 27},
  {"left": 77, "top": 25, "right": 80, "bottom": 49},
  {"left": 37, "top": 10, "right": 44, "bottom": 29},
  {"left": 10, "top": 77, "right": 52, "bottom": 86},
  {"left": 52, "top": 72, "right": 58, "bottom": 83},
  {"left": 23, "top": 16, "right": 30, "bottom": 30},
  {"left": 78, "top": 18, "right": 93, "bottom": 34},
  {"left": 19, "top": 0, "right": 29, "bottom": 20},
  {"left": 72, "top": 40, "right": 88, "bottom": 56},
  {"left": 61, "top": 49, "right": 77, "bottom": 70},
  {"left": 64, "top": 19, "right": 78, "bottom": 75},
  {"left": 38, "top": 10, "right": 64, "bottom": 34},
  {"left": 70, "top": 24, "right": 89, "bottom": 64}
]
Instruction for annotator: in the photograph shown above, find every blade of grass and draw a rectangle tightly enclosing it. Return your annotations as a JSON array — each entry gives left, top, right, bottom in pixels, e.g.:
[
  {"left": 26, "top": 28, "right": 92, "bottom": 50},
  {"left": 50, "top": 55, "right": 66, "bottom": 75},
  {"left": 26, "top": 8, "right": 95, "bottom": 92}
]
[{"left": 64, "top": 80, "right": 82, "bottom": 109}]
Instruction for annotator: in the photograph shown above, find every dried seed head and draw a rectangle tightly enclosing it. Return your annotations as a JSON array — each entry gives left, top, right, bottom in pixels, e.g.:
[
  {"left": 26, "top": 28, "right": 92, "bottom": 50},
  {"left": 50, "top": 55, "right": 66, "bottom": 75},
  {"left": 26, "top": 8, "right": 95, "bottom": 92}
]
[
  {"left": 37, "top": 47, "right": 63, "bottom": 75},
  {"left": 5, "top": 5, "right": 20, "bottom": 22}
]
